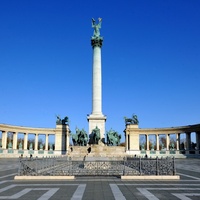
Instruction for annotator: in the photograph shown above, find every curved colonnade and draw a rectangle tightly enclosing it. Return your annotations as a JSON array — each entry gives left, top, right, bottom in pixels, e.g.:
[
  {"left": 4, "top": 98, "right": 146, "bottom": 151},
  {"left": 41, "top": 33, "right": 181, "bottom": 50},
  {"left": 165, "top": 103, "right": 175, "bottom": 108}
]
[
  {"left": 125, "top": 124, "right": 200, "bottom": 157},
  {"left": 1, "top": 123, "right": 200, "bottom": 157},
  {"left": 0, "top": 124, "right": 70, "bottom": 157}
]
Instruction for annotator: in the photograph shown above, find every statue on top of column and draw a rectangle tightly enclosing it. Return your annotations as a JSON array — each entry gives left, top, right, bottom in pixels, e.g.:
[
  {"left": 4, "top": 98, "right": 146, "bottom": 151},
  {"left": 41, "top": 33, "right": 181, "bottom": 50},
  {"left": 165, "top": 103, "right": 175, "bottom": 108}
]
[{"left": 92, "top": 18, "right": 102, "bottom": 38}]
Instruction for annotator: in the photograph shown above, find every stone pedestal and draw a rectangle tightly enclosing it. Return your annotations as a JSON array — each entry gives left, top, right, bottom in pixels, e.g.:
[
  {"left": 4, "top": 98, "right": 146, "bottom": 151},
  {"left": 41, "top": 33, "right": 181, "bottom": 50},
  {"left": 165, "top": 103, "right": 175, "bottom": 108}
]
[
  {"left": 87, "top": 114, "right": 106, "bottom": 142},
  {"left": 125, "top": 124, "right": 139, "bottom": 151},
  {"left": 55, "top": 124, "right": 70, "bottom": 153},
  {"left": 88, "top": 36, "right": 106, "bottom": 141}
]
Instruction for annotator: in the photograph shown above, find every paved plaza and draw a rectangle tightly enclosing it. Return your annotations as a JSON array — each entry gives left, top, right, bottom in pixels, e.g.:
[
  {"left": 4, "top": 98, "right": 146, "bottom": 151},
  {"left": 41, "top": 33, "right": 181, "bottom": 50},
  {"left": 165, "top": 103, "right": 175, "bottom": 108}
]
[{"left": 0, "top": 158, "right": 200, "bottom": 200}]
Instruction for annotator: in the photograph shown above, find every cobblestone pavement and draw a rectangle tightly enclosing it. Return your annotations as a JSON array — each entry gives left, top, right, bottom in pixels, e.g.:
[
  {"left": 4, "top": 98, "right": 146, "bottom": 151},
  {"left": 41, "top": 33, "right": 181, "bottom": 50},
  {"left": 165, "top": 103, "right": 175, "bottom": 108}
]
[{"left": 0, "top": 158, "right": 200, "bottom": 200}]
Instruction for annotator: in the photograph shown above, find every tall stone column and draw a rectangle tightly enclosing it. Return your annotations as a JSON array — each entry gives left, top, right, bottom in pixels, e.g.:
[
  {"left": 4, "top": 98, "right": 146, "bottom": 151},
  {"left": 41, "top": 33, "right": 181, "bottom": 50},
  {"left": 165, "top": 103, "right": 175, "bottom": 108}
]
[{"left": 87, "top": 18, "right": 106, "bottom": 142}]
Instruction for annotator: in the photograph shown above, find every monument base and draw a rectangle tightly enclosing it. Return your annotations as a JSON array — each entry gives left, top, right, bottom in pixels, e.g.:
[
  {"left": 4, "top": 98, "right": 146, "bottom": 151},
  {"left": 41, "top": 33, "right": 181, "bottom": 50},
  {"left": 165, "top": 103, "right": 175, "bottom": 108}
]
[{"left": 87, "top": 114, "right": 106, "bottom": 143}]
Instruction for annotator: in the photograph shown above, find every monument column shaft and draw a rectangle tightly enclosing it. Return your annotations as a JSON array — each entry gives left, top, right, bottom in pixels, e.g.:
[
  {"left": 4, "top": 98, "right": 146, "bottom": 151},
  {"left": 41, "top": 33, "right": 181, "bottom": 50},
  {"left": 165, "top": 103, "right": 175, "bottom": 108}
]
[
  {"left": 88, "top": 18, "right": 106, "bottom": 141},
  {"left": 92, "top": 46, "right": 102, "bottom": 114}
]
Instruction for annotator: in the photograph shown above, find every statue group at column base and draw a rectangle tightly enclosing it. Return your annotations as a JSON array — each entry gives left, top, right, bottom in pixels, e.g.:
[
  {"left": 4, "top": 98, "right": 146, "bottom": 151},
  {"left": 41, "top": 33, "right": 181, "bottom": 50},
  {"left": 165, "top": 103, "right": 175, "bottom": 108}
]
[{"left": 71, "top": 126, "right": 121, "bottom": 147}]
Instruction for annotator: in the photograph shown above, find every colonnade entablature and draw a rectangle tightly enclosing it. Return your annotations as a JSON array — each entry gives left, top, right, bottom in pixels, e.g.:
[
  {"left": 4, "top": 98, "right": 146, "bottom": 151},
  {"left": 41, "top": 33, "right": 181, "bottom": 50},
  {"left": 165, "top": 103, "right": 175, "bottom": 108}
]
[
  {"left": 0, "top": 123, "right": 70, "bottom": 157},
  {"left": 124, "top": 124, "right": 200, "bottom": 157}
]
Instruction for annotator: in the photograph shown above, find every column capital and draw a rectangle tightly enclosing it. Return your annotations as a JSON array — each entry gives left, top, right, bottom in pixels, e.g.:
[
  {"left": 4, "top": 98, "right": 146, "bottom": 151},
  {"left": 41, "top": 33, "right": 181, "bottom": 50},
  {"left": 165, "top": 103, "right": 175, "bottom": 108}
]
[{"left": 91, "top": 37, "right": 103, "bottom": 48}]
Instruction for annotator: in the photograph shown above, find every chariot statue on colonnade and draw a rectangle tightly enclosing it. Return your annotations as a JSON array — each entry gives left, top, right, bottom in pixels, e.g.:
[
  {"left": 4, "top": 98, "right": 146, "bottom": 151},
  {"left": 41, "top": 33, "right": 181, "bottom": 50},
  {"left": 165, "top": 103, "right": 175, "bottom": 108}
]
[
  {"left": 124, "top": 114, "right": 139, "bottom": 125},
  {"left": 56, "top": 115, "right": 69, "bottom": 125}
]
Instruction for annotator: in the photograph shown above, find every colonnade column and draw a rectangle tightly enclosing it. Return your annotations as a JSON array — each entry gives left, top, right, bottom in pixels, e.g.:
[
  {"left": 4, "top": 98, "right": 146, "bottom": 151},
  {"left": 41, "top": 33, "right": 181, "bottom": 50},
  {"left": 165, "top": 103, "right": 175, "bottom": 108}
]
[
  {"left": 24, "top": 133, "right": 28, "bottom": 150},
  {"left": 125, "top": 134, "right": 127, "bottom": 151},
  {"left": 156, "top": 134, "right": 159, "bottom": 150},
  {"left": 66, "top": 132, "right": 70, "bottom": 152},
  {"left": 45, "top": 135, "right": 48, "bottom": 151},
  {"left": 13, "top": 132, "right": 18, "bottom": 150},
  {"left": 186, "top": 132, "right": 191, "bottom": 150},
  {"left": 128, "top": 135, "right": 130, "bottom": 150},
  {"left": 35, "top": 134, "right": 38, "bottom": 150},
  {"left": 196, "top": 132, "right": 200, "bottom": 150},
  {"left": 2, "top": 131, "right": 7, "bottom": 149},
  {"left": 176, "top": 133, "right": 180, "bottom": 151},
  {"left": 166, "top": 134, "right": 169, "bottom": 150},
  {"left": 146, "top": 134, "right": 149, "bottom": 150},
  {"left": 126, "top": 132, "right": 130, "bottom": 151}
]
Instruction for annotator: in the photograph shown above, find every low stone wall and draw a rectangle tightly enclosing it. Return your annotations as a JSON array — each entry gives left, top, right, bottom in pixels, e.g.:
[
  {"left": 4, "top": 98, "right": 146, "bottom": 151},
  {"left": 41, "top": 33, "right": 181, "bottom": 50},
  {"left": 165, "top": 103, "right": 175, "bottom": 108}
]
[
  {"left": 14, "top": 176, "right": 75, "bottom": 180},
  {"left": 121, "top": 175, "right": 180, "bottom": 180},
  {"left": 0, "top": 149, "right": 64, "bottom": 158}
]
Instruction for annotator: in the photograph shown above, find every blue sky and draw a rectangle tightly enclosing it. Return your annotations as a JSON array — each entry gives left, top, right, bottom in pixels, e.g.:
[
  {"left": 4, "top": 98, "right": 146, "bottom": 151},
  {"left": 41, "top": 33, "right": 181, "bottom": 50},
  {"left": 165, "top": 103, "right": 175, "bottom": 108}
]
[{"left": 0, "top": 0, "right": 199, "bottom": 142}]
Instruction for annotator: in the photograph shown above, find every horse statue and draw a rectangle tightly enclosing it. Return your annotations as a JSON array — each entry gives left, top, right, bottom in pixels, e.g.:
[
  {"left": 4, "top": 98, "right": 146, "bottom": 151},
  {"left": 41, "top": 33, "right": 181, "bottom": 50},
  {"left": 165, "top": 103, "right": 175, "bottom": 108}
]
[
  {"left": 71, "top": 132, "right": 78, "bottom": 146},
  {"left": 81, "top": 129, "right": 88, "bottom": 146},
  {"left": 71, "top": 128, "right": 88, "bottom": 146},
  {"left": 56, "top": 115, "right": 62, "bottom": 125},
  {"left": 92, "top": 126, "right": 100, "bottom": 144},
  {"left": 107, "top": 129, "right": 121, "bottom": 146},
  {"left": 62, "top": 116, "right": 69, "bottom": 125},
  {"left": 77, "top": 128, "right": 88, "bottom": 146},
  {"left": 124, "top": 114, "right": 139, "bottom": 125}
]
